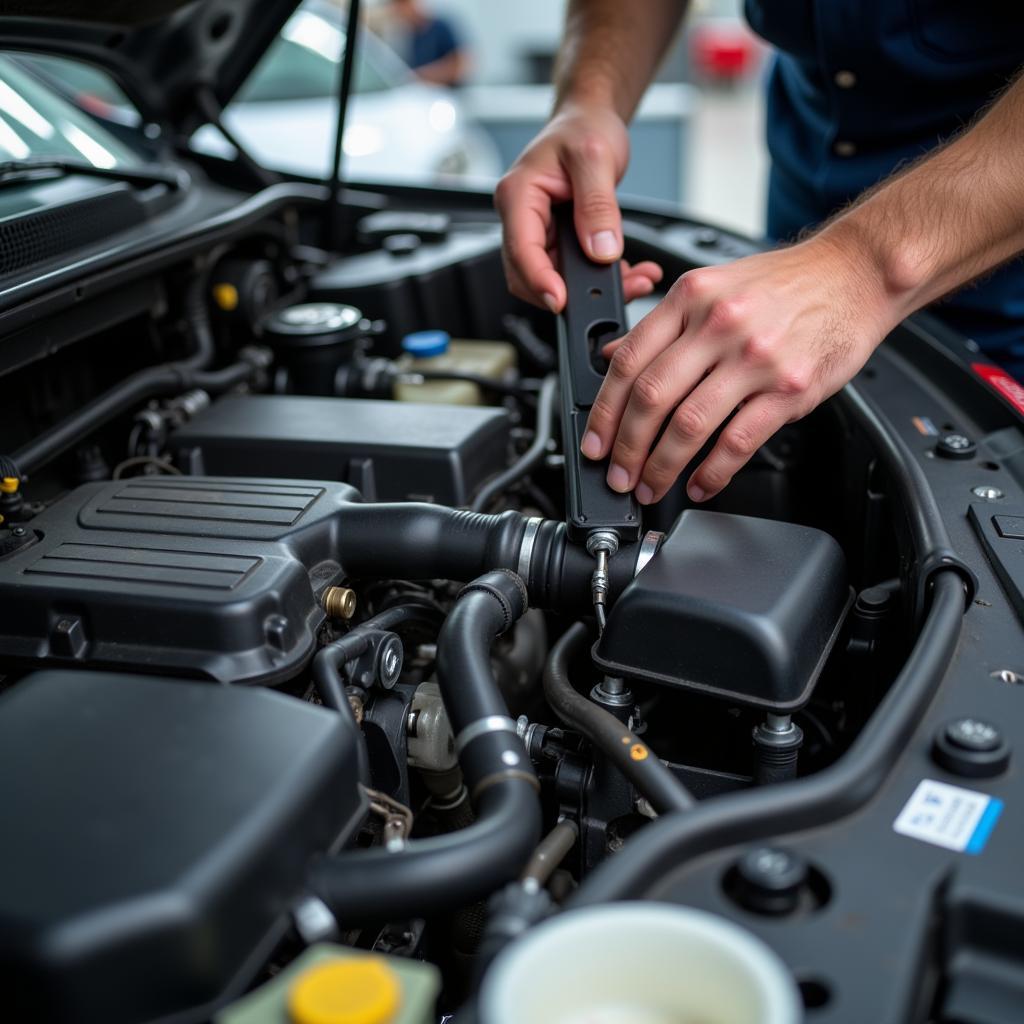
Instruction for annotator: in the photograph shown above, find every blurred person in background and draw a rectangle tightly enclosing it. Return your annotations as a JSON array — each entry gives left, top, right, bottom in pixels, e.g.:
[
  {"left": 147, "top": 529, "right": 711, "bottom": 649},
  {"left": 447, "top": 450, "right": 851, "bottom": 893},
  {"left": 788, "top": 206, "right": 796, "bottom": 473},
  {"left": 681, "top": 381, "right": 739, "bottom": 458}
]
[
  {"left": 496, "top": 0, "right": 1024, "bottom": 507},
  {"left": 383, "top": 0, "right": 469, "bottom": 87}
]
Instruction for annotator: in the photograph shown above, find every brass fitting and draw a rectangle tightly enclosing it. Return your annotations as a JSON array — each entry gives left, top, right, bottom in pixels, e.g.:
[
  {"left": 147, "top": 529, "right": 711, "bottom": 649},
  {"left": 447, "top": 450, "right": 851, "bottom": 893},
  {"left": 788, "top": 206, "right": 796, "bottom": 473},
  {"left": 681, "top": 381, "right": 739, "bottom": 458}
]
[{"left": 322, "top": 585, "right": 357, "bottom": 620}]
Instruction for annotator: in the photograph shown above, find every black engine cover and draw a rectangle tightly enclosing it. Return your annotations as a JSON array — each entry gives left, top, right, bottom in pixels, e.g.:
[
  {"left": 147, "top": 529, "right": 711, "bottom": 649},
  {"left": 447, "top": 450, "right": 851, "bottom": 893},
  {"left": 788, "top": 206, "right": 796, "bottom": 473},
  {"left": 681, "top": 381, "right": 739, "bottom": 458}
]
[
  {"left": 595, "top": 509, "right": 851, "bottom": 711},
  {"left": 0, "top": 669, "right": 366, "bottom": 1024},
  {"left": 169, "top": 394, "right": 511, "bottom": 506},
  {"left": 0, "top": 476, "right": 361, "bottom": 684}
]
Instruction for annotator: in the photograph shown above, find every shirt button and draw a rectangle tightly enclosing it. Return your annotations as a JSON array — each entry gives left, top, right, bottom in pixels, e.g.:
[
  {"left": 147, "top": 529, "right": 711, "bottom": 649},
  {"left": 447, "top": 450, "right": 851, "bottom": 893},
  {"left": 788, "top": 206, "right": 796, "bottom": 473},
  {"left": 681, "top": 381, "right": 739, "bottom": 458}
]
[
  {"left": 834, "top": 140, "right": 857, "bottom": 157},
  {"left": 834, "top": 69, "right": 857, "bottom": 88}
]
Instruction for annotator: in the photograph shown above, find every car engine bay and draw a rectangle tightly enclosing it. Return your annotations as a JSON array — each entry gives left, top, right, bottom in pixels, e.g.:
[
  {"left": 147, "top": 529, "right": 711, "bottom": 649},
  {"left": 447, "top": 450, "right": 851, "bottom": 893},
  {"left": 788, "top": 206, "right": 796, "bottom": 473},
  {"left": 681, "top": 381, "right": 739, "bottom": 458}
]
[{"left": 0, "top": 154, "right": 1023, "bottom": 1024}]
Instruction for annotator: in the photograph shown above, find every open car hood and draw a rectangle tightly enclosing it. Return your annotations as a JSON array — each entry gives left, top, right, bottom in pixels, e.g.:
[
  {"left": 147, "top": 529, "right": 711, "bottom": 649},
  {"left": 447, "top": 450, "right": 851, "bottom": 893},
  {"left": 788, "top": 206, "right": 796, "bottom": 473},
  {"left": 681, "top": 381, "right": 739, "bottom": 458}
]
[{"left": 0, "top": 0, "right": 307, "bottom": 130}]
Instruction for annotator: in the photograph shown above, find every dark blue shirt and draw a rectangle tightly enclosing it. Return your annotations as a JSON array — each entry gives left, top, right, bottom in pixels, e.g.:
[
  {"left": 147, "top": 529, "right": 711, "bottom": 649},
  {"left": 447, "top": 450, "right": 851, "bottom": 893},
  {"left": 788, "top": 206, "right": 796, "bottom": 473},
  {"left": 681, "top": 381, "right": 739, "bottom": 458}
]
[
  {"left": 745, "top": 1, "right": 1024, "bottom": 357},
  {"left": 408, "top": 15, "right": 459, "bottom": 72}
]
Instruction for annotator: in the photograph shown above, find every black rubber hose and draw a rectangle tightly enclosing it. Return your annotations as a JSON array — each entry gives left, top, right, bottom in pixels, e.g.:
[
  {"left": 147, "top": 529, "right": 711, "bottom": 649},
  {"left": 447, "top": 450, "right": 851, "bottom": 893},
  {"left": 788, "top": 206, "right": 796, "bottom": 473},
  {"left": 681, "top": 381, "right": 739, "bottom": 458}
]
[
  {"left": 311, "top": 603, "right": 444, "bottom": 710},
  {"left": 336, "top": 504, "right": 527, "bottom": 584},
  {"left": 335, "top": 504, "right": 637, "bottom": 613},
  {"left": 544, "top": 623, "right": 695, "bottom": 815},
  {"left": 837, "top": 383, "right": 976, "bottom": 610},
  {"left": 571, "top": 570, "right": 965, "bottom": 906},
  {"left": 502, "top": 313, "right": 557, "bottom": 372},
  {"left": 471, "top": 373, "right": 558, "bottom": 512},
  {"left": 312, "top": 632, "right": 373, "bottom": 713},
  {"left": 307, "top": 571, "right": 542, "bottom": 924},
  {"left": 14, "top": 278, "right": 256, "bottom": 475}
]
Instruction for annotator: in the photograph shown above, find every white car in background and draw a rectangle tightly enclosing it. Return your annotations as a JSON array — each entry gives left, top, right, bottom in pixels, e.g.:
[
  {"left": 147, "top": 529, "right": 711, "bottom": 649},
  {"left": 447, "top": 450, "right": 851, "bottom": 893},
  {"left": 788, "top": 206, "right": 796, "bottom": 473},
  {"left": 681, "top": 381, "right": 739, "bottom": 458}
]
[
  {"left": 24, "top": 1, "right": 501, "bottom": 187},
  {"left": 198, "top": 3, "right": 501, "bottom": 185}
]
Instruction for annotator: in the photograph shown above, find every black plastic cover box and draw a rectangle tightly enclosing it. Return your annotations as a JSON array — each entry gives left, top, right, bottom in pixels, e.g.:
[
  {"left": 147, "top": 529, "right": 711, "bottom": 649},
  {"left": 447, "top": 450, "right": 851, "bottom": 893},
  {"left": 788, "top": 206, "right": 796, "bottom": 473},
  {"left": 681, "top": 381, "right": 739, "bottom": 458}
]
[
  {"left": 0, "top": 669, "right": 367, "bottom": 1024},
  {"left": 169, "top": 394, "right": 510, "bottom": 505},
  {"left": 0, "top": 476, "right": 361, "bottom": 685},
  {"left": 595, "top": 509, "right": 850, "bottom": 711}
]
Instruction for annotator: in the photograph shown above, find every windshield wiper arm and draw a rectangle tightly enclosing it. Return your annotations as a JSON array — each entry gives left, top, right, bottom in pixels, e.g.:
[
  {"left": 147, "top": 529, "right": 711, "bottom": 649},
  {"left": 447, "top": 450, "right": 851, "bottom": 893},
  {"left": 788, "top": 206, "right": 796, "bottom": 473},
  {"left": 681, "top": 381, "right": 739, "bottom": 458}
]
[{"left": 0, "top": 158, "right": 185, "bottom": 191}]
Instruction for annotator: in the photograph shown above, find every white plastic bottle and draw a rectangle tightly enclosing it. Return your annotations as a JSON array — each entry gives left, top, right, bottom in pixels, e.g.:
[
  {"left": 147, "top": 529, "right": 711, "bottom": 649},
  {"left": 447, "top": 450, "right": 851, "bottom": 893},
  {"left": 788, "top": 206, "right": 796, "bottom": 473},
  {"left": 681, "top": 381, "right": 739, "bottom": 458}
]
[{"left": 394, "top": 329, "right": 517, "bottom": 406}]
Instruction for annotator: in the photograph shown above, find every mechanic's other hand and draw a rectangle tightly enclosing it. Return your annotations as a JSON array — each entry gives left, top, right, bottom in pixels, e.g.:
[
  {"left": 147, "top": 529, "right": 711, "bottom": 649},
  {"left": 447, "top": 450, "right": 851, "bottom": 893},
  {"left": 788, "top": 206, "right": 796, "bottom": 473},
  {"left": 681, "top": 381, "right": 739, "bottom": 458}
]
[
  {"left": 494, "top": 102, "right": 662, "bottom": 313},
  {"left": 581, "top": 236, "right": 901, "bottom": 504}
]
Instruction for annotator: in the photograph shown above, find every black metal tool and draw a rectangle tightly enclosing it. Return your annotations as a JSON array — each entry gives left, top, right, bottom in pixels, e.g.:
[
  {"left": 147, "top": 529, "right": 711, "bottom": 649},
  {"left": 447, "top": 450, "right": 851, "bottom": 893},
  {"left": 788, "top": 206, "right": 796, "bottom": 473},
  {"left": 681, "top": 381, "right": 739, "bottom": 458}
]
[{"left": 555, "top": 204, "right": 640, "bottom": 545}]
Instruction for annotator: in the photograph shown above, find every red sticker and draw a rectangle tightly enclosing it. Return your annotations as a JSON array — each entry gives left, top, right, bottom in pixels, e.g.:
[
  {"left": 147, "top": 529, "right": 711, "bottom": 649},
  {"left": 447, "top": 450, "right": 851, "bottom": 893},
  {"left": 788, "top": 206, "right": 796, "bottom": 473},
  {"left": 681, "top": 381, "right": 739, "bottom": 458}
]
[{"left": 972, "top": 362, "right": 1024, "bottom": 416}]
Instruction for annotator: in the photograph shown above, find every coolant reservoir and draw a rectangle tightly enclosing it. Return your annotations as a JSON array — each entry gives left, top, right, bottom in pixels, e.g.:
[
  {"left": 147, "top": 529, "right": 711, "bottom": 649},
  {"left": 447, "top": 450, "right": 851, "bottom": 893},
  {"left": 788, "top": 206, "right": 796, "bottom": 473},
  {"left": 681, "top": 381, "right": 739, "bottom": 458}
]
[
  {"left": 394, "top": 330, "right": 516, "bottom": 406},
  {"left": 479, "top": 903, "right": 801, "bottom": 1024},
  {"left": 215, "top": 944, "right": 440, "bottom": 1024}
]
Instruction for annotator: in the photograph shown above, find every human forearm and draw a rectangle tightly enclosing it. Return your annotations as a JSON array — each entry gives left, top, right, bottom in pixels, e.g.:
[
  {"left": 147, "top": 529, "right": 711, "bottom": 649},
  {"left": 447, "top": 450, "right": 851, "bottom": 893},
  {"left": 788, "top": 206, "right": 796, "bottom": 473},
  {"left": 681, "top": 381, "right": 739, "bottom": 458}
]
[
  {"left": 494, "top": 0, "right": 677, "bottom": 307},
  {"left": 820, "top": 69, "right": 1024, "bottom": 321},
  {"left": 555, "top": 0, "right": 687, "bottom": 120}
]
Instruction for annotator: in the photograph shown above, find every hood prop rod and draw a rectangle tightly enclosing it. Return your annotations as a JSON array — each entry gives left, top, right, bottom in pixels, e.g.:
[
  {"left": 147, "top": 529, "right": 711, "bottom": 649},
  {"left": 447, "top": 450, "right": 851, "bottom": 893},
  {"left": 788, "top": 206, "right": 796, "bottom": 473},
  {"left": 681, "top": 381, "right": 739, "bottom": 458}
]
[{"left": 327, "top": 0, "right": 361, "bottom": 252}]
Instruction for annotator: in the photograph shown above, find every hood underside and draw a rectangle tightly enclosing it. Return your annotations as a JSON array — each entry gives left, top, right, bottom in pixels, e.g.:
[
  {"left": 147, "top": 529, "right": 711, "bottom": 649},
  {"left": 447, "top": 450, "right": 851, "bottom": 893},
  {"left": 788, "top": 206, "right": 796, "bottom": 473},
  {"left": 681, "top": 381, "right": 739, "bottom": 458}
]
[{"left": 0, "top": 0, "right": 305, "bottom": 129}]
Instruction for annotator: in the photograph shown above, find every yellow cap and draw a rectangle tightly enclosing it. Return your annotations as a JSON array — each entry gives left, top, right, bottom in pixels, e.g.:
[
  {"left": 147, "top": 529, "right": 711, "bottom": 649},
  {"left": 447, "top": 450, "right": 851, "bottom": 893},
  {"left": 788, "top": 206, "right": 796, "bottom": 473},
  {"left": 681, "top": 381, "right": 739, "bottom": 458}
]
[
  {"left": 212, "top": 282, "right": 240, "bottom": 312},
  {"left": 288, "top": 957, "right": 401, "bottom": 1024},
  {"left": 0, "top": 476, "right": 19, "bottom": 494}
]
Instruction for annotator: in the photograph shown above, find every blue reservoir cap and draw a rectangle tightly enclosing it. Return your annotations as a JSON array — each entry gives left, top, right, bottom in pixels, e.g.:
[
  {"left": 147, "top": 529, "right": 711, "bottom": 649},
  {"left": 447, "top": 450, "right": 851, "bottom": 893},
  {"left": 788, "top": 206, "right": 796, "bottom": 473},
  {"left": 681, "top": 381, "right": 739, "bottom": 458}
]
[{"left": 402, "top": 329, "right": 450, "bottom": 358}]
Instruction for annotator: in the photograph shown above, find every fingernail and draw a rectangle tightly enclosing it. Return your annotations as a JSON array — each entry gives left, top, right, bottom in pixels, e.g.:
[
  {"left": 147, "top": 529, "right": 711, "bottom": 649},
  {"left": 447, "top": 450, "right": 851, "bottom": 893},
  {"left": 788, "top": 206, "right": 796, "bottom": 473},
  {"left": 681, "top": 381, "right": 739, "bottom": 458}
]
[
  {"left": 590, "top": 230, "right": 619, "bottom": 260},
  {"left": 542, "top": 292, "right": 559, "bottom": 314},
  {"left": 580, "top": 430, "right": 602, "bottom": 459},
  {"left": 688, "top": 483, "right": 705, "bottom": 502},
  {"left": 635, "top": 482, "right": 654, "bottom": 505},
  {"left": 607, "top": 463, "right": 630, "bottom": 492}
]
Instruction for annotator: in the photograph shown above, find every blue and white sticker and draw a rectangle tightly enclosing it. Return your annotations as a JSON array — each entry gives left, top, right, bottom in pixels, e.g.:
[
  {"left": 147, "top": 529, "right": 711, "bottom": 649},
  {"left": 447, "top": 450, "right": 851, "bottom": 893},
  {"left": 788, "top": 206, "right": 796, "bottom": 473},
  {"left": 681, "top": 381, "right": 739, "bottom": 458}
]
[{"left": 893, "top": 779, "right": 1003, "bottom": 854}]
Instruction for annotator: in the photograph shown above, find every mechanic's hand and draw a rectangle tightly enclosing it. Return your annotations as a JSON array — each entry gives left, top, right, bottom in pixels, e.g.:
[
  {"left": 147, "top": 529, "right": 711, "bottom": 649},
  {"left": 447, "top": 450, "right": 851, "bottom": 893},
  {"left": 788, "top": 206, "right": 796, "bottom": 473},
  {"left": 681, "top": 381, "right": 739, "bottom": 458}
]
[
  {"left": 494, "top": 101, "right": 662, "bottom": 313},
  {"left": 581, "top": 236, "right": 901, "bottom": 504}
]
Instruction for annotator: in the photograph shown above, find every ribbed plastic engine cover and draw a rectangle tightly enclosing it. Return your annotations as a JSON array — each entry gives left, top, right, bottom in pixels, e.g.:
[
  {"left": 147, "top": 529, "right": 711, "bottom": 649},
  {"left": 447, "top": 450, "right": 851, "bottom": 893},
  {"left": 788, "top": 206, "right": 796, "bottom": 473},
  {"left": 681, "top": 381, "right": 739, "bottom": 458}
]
[{"left": 0, "top": 476, "right": 360, "bottom": 684}]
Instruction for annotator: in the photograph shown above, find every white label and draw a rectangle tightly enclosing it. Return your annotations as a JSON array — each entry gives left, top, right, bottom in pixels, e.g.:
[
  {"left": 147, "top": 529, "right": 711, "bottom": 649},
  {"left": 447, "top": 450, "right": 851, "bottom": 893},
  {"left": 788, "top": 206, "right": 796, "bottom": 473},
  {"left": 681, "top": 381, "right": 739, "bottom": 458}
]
[{"left": 893, "top": 779, "right": 1002, "bottom": 854}]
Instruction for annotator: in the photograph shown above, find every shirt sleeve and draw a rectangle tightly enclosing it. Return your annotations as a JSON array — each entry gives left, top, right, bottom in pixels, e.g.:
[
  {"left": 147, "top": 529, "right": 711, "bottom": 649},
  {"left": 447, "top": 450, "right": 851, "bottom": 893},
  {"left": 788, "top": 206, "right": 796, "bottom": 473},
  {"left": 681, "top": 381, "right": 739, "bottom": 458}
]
[{"left": 431, "top": 17, "right": 459, "bottom": 61}]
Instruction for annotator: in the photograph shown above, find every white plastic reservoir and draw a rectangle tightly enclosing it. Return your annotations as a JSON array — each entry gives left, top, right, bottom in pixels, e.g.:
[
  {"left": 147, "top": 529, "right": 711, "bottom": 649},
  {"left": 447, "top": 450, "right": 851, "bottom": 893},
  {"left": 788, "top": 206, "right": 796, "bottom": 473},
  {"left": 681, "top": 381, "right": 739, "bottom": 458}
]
[{"left": 479, "top": 902, "right": 802, "bottom": 1024}]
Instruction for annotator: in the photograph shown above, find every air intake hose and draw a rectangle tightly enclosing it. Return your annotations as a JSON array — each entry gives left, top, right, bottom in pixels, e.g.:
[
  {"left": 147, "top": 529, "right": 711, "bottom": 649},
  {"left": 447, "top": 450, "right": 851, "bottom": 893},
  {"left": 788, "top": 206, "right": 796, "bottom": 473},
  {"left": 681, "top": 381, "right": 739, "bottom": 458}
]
[{"left": 335, "top": 503, "right": 638, "bottom": 613}]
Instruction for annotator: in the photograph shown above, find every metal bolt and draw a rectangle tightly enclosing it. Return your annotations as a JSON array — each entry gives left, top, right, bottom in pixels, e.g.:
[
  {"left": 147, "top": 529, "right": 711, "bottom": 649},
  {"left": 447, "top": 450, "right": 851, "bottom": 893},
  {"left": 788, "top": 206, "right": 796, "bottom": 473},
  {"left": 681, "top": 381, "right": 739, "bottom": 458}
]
[
  {"left": 347, "top": 690, "right": 365, "bottom": 724},
  {"left": 586, "top": 530, "right": 620, "bottom": 559},
  {"left": 992, "top": 668, "right": 1024, "bottom": 685},
  {"left": 765, "top": 713, "right": 794, "bottom": 734},
  {"left": 11, "top": 526, "right": 24, "bottom": 537},
  {"left": 321, "top": 585, "right": 357, "bottom": 620},
  {"left": 945, "top": 717, "right": 1000, "bottom": 752},
  {"left": 972, "top": 485, "right": 1004, "bottom": 500},
  {"left": 934, "top": 717, "right": 1010, "bottom": 778},
  {"left": 734, "top": 846, "right": 808, "bottom": 916},
  {"left": 602, "top": 675, "right": 625, "bottom": 696},
  {"left": 376, "top": 635, "right": 403, "bottom": 688}
]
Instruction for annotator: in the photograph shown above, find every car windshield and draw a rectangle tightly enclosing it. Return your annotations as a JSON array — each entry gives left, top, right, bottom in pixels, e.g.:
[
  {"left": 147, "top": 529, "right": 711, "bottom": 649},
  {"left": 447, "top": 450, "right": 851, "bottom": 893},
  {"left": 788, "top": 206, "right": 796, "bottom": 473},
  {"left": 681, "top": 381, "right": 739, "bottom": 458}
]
[
  {"left": 235, "top": 6, "right": 402, "bottom": 104},
  {"left": 0, "top": 55, "right": 142, "bottom": 169}
]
